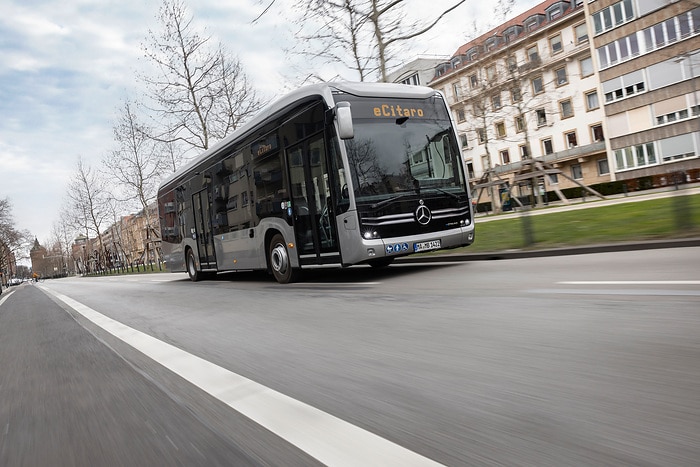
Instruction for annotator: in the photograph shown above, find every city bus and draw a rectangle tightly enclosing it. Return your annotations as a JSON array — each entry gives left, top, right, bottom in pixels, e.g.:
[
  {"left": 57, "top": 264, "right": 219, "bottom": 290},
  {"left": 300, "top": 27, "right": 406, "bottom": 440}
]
[{"left": 157, "top": 82, "right": 475, "bottom": 283}]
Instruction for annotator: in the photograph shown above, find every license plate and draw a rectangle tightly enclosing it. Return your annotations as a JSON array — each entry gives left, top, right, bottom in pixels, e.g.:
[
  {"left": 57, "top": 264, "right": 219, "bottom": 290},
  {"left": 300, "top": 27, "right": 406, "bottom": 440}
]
[{"left": 414, "top": 239, "right": 441, "bottom": 253}]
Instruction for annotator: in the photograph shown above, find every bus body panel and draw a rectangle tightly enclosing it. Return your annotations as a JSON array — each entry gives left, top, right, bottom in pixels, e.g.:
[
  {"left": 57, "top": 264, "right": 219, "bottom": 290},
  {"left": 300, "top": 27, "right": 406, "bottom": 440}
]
[{"left": 213, "top": 219, "right": 298, "bottom": 271}]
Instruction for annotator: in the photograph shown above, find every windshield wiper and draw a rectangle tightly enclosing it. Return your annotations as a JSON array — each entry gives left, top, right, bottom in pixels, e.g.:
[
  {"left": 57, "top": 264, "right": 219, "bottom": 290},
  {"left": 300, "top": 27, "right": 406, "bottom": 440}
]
[
  {"left": 370, "top": 192, "right": 415, "bottom": 209},
  {"left": 426, "top": 187, "right": 461, "bottom": 200}
]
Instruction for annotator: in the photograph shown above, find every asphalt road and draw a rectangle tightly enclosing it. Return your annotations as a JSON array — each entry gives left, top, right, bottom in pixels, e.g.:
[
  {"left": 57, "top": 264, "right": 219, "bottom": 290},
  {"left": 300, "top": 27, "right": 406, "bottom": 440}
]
[{"left": 1, "top": 247, "right": 699, "bottom": 466}]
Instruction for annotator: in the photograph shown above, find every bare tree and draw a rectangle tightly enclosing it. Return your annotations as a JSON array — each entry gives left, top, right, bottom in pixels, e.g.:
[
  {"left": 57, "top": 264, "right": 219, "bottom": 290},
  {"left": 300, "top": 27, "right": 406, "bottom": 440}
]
[
  {"left": 286, "top": 0, "right": 467, "bottom": 82},
  {"left": 104, "top": 99, "right": 166, "bottom": 263},
  {"left": 142, "top": 0, "right": 265, "bottom": 154},
  {"left": 0, "top": 197, "right": 32, "bottom": 281},
  {"left": 65, "top": 157, "right": 111, "bottom": 271},
  {"left": 49, "top": 216, "right": 78, "bottom": 276}
]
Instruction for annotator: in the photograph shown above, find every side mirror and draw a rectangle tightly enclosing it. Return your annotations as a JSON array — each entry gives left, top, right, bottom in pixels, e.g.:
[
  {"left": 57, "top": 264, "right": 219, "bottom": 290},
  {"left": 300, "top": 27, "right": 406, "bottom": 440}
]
[{"left": 335, "top": 101, "right": 354, "bottom": 139}]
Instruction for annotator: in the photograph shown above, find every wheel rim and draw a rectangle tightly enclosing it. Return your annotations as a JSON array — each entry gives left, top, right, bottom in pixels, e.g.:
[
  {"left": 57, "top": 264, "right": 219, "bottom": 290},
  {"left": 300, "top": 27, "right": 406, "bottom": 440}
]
[
  {"left": 270, "top": 243, "right": 288, "bottom": 275},
  {"left": 188, "top": 253, "right": 196, "bottom": 277}
]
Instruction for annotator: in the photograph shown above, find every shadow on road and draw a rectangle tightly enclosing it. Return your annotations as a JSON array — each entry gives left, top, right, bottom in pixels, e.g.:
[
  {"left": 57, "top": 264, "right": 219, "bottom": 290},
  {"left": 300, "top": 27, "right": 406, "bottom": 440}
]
[{"left": 180, "top": 262, "right": 465, "bottom": 286}]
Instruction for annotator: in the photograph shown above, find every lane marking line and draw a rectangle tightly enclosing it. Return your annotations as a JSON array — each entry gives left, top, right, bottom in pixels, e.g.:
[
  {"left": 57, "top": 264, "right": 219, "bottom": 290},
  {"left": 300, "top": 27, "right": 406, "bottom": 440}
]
[
  {"left": 40, "top": 287, "right": 442, "bottom": 467},
  {"left": 559, "top": 281, "right": 700, "bottom": 285}
]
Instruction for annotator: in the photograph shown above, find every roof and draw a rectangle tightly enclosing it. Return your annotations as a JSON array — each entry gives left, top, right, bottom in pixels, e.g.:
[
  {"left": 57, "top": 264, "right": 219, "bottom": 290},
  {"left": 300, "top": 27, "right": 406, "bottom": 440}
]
[
  {"left": 454, "top": 0, "right": 566, "bottom": 57},
  {"left": 431, "top": 0, "right": 581, "bottom": 83}
]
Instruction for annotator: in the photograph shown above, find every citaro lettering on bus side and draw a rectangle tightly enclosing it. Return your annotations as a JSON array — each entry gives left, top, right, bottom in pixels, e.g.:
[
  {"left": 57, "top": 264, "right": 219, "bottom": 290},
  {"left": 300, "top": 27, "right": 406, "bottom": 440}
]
[{"left": 373, "top": 104, "right": 424, "bottom": 118}]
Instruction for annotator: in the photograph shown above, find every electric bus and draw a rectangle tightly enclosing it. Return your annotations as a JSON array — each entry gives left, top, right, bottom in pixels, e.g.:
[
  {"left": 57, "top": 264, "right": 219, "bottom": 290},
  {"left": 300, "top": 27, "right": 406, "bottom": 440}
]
[{"left": 157, "top": 82, "right": 474, "bottom": 283}]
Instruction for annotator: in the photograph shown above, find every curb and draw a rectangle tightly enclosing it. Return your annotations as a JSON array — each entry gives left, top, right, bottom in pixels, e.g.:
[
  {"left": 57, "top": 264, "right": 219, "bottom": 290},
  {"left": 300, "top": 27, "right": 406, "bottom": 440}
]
[{"left": 396, "top": 237, "right": 700, "bottom": 263}]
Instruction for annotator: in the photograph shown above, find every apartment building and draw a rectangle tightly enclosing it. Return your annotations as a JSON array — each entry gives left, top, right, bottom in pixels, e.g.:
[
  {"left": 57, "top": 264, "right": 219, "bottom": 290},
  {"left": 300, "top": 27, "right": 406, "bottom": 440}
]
[
  {"left": 430, "top": 0, "right": 607, "bottom": 210},
  {"left": 590, "top": 0, "right": 700, "bottom": 188},
  {"left": 387, "top": 56, "right": 449, "bottom": 86}
]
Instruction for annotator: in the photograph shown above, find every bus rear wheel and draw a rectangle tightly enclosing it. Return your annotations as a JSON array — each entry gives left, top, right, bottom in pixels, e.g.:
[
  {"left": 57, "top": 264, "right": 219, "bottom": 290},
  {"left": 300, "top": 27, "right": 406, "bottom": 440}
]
[
  {"left": 186, "top": 249, "right": 201, "bottom": 282},
  {"left": 268, "top": 234, "right": 299, "bottom": 284}
]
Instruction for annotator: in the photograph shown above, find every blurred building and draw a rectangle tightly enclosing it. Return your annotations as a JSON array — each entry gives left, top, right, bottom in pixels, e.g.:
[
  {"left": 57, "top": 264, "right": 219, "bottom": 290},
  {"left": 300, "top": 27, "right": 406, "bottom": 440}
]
[
  {"left": 589, "top": 0, "right": 700, "bottom": 188},
  {"left": 429, "top": 0, "right": 606, "bottom": 210},
  {"left": 422, "top": 0, "right": 700, "bottom": 211},
  {"left": 30, "top": 238, "right": 67, "bottom": 278},
  {"left": 71, "top": 201, "right": 161, "bottom": 273}
]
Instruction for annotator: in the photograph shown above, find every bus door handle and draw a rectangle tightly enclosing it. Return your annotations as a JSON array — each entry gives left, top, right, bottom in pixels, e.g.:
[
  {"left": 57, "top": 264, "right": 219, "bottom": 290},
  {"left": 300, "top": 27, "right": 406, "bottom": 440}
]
[{"left": 249, "top": 229, "right": 255, "bottom": 238}]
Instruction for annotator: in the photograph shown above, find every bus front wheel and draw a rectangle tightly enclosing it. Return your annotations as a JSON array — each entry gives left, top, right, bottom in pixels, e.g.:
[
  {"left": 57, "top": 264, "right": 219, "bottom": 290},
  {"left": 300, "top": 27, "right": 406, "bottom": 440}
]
[
  {"left": 268, "top": 234, "right": 299, "bottom": 284},
  {"left": 186, "top": 249, "right": 201, "bottom": 282}
]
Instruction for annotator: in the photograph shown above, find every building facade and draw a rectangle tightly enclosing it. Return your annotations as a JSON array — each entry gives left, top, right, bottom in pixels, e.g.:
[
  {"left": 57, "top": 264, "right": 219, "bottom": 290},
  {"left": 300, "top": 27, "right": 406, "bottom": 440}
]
[
  {"left": 70, "top": 201, "right": 162, "bottom": 273},
  {"left": 590, "top": 0, "right": 700, "bottom": 188},
  {"left": 430, "top": 0, "right": 608, "bottom": 210},
  {"left": 424, "top": 0, "right": 700, "bottom": 211}
]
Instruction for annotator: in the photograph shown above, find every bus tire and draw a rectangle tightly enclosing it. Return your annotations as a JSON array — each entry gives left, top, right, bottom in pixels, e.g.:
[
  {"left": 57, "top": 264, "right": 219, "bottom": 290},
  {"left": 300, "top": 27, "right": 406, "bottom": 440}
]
[
  {"left": 268, "top": 234, "right": 299, "bottom": 284},
  {"left": 186, "top": 248, "right": 201, "bottom": 282}
]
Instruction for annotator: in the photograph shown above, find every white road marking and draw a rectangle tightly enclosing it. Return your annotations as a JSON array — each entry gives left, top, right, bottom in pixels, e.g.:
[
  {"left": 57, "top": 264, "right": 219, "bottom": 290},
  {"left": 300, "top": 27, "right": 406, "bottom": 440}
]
[
  {"left": 559, "top": 281, "right": 700, "bottom": 285},
  {"left": 0, "top": 289, "right": 15, "bottom": 306},
  {"left": 40, "top": 288, "right": 442, "bottom": 467},
  {"left": 532, "top": 288, "right": 700, "bottom": 296}
]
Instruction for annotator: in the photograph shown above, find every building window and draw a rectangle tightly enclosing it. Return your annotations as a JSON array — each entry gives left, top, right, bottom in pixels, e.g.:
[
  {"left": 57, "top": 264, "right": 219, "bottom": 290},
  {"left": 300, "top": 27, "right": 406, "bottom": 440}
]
[
  {"left": 511, "top": 85, "right": 522, "bottom": 102},
  {"left": 571, "top": 164, "right": 583, "bottom": 180},
  {"left": 515, "top": 115, "right": 526, "bottom": 133},
  {"left": 565, "top": 131, "right": 578, "bottom": 148},
  {"left": 500, "top": 149, "right": 510, "bottom": 164},
  {"left": 550, "top": 34, "right": 563, "bottom": 54},
  {"left": 585, "top": 90, "right": 599, "bottom": 110},
  {"left": 536, "top": 108, "right": 547, "bottom": 127},
  {"left": 580, "top": 56, "right": 593, "bottom": 78},
  {"left": 453, "top": 83, "right": 461, "bottom": 100},
  {"left": 575, "top": 23, "right": 588, "bottom": 44},
  {"left": 492, "top": 94, "right": 502, "bottom": 110},
  {"left": 592, "top": 0, "right": 634, "bottom": 35},
  {"left": 597, "top": 32, "right": 640, "bottom": 70},
  {"left": 477, "top": 128, "right": 486, "bottom": 144},
  {"left": 457, "top": 108, "right": 466, "bottom": 122},
  {"left": 555, "top": 67, "right": 568, "bottom": 86},
  {"left": 603, "top": 70, "right": 645, "bottom": 103},
  {"left": 460, "top": 134, "right": 469, "bottom": 148},
  {"left": 527, "top": 45, "right": 539, "bottom": 62},
  {"left": 547, "top": 4, "right": 563, "bottom": 21},
  {"left": 542, "top": 138, "right": 554, "bottom": 155},
  {"left": 560, "top": 98, "right": 574, "bottom": 118},
  {"left": 549, "top": 172, "right": 559, "bottom": 184},
  {"left": 466, "top": 161, "right": 474, "bottom": 179},
  {"left": 486, "top": 65, "right": 496, "bottom": 81},
  {"left": 400, "top": 73, "right": 420, "bottom": 86},
  {"left": 532, "top": 76, "right": 544, "bottom": 94},
  {"left": 507, "top": 55, "right": 517, "bottom": 71},
  {"left": 469, "top": 74, "right": 479, "bottom": 88},
  {"left": 495, "top": 121, "right": 506, "bottom": 138},
  {"left": 519, "top": 144, "right": 531, "bottom": 159},
  {"left": 615, "top": 143, "right": 657, "bottom": 170},
  {"left": 591, "top": 124, "right": 604, "bottom": 142},
  {"left": 597, "top": 158, "right": 610, "bottom": 175}
]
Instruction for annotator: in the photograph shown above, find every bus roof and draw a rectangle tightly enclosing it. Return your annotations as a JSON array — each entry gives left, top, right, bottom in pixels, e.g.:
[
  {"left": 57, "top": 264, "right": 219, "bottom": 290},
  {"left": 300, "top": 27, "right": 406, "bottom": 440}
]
[{"left": 158, "top": 81, "right": 440, "bottom": 191}]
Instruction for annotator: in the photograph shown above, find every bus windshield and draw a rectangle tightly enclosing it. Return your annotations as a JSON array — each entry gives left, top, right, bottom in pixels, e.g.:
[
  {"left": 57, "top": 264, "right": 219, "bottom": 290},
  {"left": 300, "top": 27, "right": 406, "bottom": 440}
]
[{"left": 339, "top": 94, "right": 468, "bottom": 204}]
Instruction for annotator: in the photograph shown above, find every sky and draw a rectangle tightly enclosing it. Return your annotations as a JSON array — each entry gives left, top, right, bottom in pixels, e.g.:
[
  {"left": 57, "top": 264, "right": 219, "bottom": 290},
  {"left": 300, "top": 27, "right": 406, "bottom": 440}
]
[{"left": 0, "top": 0, "right": 539, "bottom": 252}]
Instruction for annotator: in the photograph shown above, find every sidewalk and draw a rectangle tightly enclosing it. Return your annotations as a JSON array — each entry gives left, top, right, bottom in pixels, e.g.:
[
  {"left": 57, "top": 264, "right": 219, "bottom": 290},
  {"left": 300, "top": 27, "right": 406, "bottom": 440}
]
[{"left": 475, "top": 183, "right": 700, "bottom": 223}]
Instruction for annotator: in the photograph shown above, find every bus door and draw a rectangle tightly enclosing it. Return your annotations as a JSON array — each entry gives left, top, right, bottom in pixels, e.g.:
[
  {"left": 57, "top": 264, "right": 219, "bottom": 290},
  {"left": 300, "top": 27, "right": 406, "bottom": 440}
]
[
  {"left": 192, "top": 189, "right": 217, "bottom": 269},
  {"left": 286, "top": 134, "right": 339, "bottom": 264}
]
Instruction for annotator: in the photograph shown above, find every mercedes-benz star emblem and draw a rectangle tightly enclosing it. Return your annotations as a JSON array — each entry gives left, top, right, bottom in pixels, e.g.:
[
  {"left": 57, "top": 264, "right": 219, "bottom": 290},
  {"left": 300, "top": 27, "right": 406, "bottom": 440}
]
[{"left": 415, "top": 201, "right": 432, "bottom": 225}]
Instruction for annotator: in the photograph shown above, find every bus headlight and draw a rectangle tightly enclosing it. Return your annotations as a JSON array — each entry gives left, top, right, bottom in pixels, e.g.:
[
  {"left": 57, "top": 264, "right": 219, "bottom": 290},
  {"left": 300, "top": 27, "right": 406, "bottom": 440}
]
[{"left": 363, "top": 230, "right": 380, "bottom": 239}]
